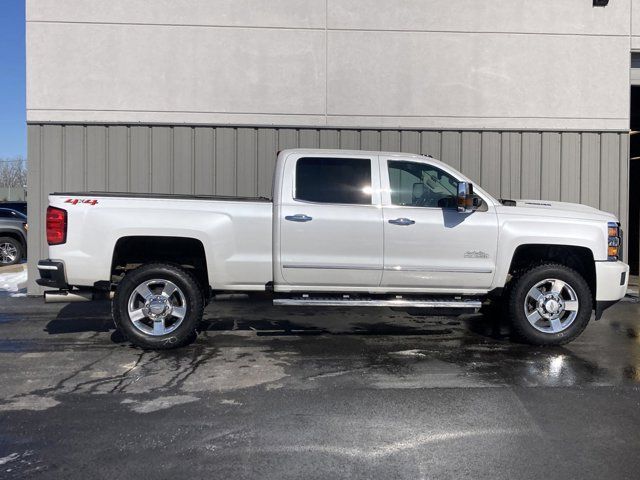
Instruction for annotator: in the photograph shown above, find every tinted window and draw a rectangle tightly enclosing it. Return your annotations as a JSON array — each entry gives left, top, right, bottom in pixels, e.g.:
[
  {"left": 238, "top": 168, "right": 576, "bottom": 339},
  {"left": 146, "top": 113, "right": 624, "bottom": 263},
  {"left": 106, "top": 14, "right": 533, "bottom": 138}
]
[
  {"left": 388, "top": 161, "right": 459, "bottom": 208},
  {"left": 295, "top": 157, "right": 372, "bottom": 205},
  {"left": 0, "top": 210, "right": 12, "bottom": 218}
]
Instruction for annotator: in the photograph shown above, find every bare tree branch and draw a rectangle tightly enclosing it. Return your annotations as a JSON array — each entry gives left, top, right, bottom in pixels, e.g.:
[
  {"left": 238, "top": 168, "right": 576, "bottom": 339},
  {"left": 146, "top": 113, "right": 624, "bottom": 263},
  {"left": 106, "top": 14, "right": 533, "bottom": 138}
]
[{"left": 0, "top": 156, "right": 27, "bottom": 188}]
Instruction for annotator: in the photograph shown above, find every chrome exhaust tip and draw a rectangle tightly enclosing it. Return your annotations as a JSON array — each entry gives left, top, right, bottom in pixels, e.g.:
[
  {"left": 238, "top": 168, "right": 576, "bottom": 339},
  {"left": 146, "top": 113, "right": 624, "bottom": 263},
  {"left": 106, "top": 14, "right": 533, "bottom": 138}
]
[{"left": 44, "top": 290, "right": 113, "bottom": 303}]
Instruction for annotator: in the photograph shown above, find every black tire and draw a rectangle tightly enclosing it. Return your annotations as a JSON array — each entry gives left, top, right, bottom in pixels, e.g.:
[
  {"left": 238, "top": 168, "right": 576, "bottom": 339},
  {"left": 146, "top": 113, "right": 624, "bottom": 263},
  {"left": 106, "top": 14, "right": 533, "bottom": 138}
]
[
  {"left": 112, "top": 263, "right": 204, "bottom": 350},
  {"left": 0, "top": 237, "right": 23, "bottom": 266},
  {"left": 507, "top": 263, "right": 593, "bottom": 346}
]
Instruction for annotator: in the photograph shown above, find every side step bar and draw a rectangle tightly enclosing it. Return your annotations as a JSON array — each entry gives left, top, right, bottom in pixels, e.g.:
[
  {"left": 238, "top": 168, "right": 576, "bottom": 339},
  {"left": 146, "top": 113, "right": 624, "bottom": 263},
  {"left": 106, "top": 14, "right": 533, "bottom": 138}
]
[{"left": 273, "top": 296, "right": 482, "bottom": 309}]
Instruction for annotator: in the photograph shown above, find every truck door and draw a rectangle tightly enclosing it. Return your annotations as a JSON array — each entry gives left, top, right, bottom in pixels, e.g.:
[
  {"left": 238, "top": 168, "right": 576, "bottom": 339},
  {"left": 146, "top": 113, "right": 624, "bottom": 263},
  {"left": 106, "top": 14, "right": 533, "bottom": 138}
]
[
  {"left": 380, "top": 158, "right": 499, "bottom": 290},
  {"left": 278, "top": 153, "right": 383, "bottom": 287}
]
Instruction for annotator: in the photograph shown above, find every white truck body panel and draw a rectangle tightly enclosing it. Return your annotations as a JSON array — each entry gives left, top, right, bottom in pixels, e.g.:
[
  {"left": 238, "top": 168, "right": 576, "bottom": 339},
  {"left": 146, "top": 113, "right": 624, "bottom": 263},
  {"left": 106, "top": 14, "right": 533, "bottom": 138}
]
[
  {"left": 277, "top": 151, "right": 385, "bottom": 288},
  {"left": 44, "top": 148, "right": 628, "bottom": 304},
  {"left": 48, "top": 196, "right": 273, "bottom": 290}
]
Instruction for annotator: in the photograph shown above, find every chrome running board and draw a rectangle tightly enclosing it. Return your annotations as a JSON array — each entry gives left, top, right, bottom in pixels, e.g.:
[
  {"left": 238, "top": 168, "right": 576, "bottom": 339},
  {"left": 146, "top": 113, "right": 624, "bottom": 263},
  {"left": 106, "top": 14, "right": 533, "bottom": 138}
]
[{"left": 274, "top": 296, "right": 482, "bottom": 309}]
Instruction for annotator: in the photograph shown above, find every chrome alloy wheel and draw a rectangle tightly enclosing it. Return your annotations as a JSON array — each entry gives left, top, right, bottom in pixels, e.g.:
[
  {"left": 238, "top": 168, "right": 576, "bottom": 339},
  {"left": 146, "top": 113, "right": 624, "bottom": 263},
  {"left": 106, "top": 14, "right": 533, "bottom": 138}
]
[
  {"left": 524, "top": 278, "right": 579, "bottom": 334},
  {"left": 127, "top": 279, "right": 187, "bottom": 336},
  {"left": 0, "top": 242, "right": 18, "bottom": 264}
]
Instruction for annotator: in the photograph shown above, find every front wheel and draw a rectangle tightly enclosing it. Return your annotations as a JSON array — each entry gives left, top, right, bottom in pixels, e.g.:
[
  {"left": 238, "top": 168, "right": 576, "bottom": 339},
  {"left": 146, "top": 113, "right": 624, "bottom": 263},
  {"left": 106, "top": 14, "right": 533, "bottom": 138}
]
[
  {"left": 507, "top": 263, "right": 593, "bottom": 345},
  {"left": 112, "top": 263, "right": 204, "bottom": 349}
]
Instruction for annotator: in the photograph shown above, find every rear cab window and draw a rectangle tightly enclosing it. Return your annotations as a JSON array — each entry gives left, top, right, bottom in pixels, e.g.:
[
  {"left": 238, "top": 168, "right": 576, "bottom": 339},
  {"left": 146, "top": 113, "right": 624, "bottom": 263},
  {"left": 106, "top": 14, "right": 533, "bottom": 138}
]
[{"left": 295, "top": 157, "right": 372, "bottom": 205}]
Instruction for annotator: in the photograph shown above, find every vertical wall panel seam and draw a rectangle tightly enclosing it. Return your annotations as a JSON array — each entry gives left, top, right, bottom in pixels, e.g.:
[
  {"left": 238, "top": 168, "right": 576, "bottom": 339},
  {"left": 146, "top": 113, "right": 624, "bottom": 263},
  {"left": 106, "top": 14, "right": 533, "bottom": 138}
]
[
  {"left": 559, "top": 133, "right": 564, "bottom": 201},
  {"left": 148, "top": 126, "right": 152, "bottom": 193},
  {"left": 578, "top": 133, "right": 583, "bottom": 202},
  {"left": 126, "top": 126, "right": 131, "bottom": 192},
  {"left": 479, "top": 131, "right": 484, "bottom": 186},
  {"left": 501, "top": 132, "right": 508, "bottom": 198},
  {"left": 82, "top": 126, "right": 87, "bottom": 190},
  {"left": 235, "top": 128, "right": 240, "bottom": 195},
  {"left": 538, "top": 132, "right": 543, "bottom": 199},
  {"left": 518, "top": 131, "right": 523, "bottom": 199},
  {"left": 458, "top": 130, "right": 462, "bottom": 171},
  {"left": 598, "top": 133, "right": 603, "bottom": 210},
  {"left": 234, "top": 127, "right": 239, "bottom": 195},
  {"left": 61, "top": 126, "right": 66, "bottom": 191},
  {"left": 255, "top": 128, "right": 259, "bottom": 195},
  {"left": 105, "top": 127, "right": 110, "bottom": 190},
  {"left": 619, "top": 133, "right": 623, "bottom": 219},
  {"left": 617, "top": 133, "right": 622, "bottom": 218},
  {"left": 191, "top": 127, "right": 196, "bottom": 194},
  {"left": 151, "top": 126, "right": 155, "bottom": 193},
  {"left": 211, "top": 128, "right": 216, "bottom": 195},
  {"left": 170, "top": 126, "right": 175, "bottom": 194}
]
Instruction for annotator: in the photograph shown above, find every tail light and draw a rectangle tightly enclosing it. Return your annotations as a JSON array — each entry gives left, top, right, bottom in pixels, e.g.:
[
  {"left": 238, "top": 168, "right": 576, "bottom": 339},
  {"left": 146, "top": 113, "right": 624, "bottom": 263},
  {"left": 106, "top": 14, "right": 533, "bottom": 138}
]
[{"left": 46, "top": 207, "right": 67, "bottom": 245}]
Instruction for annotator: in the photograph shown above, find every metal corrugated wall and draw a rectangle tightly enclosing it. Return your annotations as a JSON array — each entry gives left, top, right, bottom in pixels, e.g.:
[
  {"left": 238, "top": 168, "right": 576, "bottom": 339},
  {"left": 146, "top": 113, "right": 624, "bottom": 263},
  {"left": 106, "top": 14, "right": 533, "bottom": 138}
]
[{"left": 26, "top": 124, "right": 630, "bottom": 294}]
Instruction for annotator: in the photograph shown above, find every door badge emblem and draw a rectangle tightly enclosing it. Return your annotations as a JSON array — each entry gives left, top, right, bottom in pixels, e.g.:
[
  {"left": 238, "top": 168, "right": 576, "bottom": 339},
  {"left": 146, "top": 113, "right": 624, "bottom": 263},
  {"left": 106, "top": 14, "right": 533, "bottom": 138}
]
[{"left": 464, "top": 251, "right": 489, "bottom": 259}]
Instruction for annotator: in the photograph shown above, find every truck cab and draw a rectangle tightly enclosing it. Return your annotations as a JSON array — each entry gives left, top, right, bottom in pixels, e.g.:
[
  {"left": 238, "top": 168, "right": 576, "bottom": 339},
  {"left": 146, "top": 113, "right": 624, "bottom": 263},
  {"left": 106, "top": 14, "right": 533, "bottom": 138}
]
[
  {"left": 274, "top": 150, "right": 499, "bottom": 293},
  {"left": 37, "top": 149, "right": 629, "bottom": 350}
]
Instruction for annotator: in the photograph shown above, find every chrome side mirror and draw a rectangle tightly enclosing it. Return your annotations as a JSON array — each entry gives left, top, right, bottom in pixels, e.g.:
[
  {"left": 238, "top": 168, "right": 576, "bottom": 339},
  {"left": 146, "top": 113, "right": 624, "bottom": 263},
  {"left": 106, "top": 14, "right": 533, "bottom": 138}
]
[{"left": 457, "top": 182, "right": 481, "bottom": 213}]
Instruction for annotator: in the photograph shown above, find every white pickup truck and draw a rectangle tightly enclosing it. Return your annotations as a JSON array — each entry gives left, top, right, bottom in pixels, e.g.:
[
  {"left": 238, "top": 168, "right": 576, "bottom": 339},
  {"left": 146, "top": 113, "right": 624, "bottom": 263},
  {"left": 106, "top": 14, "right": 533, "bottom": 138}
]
[{"left": 37, "top": 148, "right": 628, "bottom": 349}]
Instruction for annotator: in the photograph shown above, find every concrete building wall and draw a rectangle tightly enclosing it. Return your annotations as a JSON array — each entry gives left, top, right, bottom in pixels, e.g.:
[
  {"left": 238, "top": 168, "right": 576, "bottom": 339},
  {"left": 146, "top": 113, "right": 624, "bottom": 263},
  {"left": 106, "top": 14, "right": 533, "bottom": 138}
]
[{"left": 27, "top": 0, "right": 630, "bottom": 130}]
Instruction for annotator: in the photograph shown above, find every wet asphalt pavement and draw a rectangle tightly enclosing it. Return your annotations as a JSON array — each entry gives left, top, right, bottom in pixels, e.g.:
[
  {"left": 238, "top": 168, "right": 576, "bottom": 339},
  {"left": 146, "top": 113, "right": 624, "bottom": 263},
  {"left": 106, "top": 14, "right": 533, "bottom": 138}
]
[{"left": 1, "top": 295, "right": 640, "bottom": 479}]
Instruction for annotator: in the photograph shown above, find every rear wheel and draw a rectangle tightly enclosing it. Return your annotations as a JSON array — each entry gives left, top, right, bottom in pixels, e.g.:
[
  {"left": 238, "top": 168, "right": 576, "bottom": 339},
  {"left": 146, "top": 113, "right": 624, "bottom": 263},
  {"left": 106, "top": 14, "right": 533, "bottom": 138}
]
[
  {"left": 0, "top": 237, "right": 22, "bottom": 266},
  {"left": 112, "top": 263, "right": 204, "bottom": 349},
  {"left": 507, "top": 263, "right": 592, "bottom": 345}
]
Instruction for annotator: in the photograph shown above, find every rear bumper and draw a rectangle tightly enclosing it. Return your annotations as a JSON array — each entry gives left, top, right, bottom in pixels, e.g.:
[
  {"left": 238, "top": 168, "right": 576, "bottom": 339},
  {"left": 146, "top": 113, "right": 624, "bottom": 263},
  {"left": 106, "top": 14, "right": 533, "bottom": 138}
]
[
  {"left": 36, "top": 259, "right": 69, "bottom": 289},
  {"left": 594, "top": 261, "right": 629, "bottom": 320}
]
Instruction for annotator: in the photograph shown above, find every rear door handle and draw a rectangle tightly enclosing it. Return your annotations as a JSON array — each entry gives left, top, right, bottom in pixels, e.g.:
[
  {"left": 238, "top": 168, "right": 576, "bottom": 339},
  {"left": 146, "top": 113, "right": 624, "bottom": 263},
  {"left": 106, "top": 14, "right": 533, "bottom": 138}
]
[
  {"left": 285, "top": 214, "right": 313, "bottom": 222},
  {"left": 388, "top": 217, "right": 415, "bottom": 226}
]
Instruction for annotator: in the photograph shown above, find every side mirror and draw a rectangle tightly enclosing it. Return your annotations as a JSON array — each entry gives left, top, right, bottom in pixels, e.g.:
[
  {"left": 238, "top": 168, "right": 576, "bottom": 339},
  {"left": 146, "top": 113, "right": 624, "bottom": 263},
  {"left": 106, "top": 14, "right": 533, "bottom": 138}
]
[{"left": 457, "top": 182, "right": 481, "bottom": 213}]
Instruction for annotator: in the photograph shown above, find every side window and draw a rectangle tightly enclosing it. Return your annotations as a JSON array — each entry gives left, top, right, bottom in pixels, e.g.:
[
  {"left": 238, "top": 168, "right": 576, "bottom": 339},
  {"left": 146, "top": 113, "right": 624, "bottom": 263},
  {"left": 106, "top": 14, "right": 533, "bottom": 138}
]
[
  {"left": 388, "top": 161, "right": 459, "bottom": 208},
  {"left": 0, "top": 210, "right": 10, "bottom": 218},
  {"left": 295, "top": 157, "right": 372, "bottom": 205}
]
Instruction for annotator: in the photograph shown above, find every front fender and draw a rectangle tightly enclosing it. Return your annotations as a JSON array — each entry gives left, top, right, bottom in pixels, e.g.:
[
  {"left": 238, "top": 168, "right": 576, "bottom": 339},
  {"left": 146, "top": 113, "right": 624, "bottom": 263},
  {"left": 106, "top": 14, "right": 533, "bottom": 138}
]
[{"left": 493, "top": 216, "right": 604, "bottom": 289}]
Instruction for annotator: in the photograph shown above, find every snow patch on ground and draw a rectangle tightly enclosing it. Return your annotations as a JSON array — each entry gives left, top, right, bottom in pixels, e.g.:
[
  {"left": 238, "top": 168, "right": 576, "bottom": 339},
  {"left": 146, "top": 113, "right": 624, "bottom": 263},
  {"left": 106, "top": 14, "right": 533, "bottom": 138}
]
[{"left": 0, "top": 265, "right": 27, "bottom": 293}]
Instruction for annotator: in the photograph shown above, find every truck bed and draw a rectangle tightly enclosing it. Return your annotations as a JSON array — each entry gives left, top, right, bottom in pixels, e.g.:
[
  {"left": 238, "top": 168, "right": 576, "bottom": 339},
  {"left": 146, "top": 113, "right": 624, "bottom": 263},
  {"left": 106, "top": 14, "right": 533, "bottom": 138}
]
[
  {"left": 47, "top": 192, "right": 273, "bottom": 290},
  {"left": 53, "top": 191, "right": 272, "bottom": 202}
]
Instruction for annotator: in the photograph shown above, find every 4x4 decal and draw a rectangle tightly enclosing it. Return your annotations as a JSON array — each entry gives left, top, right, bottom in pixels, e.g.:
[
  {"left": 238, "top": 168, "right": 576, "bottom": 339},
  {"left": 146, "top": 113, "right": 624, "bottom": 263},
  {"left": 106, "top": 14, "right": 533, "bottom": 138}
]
[{"left": 65, "top": 198, "right": 98, "bottom": 205}]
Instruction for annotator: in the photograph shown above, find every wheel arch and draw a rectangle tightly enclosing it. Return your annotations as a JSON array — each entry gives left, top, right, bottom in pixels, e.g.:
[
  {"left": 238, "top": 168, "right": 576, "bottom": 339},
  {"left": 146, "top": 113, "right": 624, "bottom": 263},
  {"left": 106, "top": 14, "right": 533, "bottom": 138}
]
[
  {"left": 507, "top": 244, "right": 596, "bottom": 299},
  {"left": 0, "top": 229, "right": 26, "bottom": 250},
  {"left": 111, "top": 236, "right": 210, "bottom": 293}
]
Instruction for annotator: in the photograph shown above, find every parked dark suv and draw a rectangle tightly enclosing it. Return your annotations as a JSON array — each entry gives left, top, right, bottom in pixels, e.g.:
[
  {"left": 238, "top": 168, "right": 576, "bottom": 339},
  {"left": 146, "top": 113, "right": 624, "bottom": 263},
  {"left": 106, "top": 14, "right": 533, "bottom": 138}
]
[{"left": 0, "top": 208, "right": 27, "bottom": 265}]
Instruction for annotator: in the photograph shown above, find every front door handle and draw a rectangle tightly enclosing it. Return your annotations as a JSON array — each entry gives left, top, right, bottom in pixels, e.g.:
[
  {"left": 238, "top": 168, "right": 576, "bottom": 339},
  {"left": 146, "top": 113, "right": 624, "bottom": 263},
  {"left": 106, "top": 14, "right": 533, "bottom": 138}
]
[
  {"left": 388, "top": 217, "right": 415, "bottom": 226},
  {"left": 285, "top": 214, "right": 313, "bottom": 222}
]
